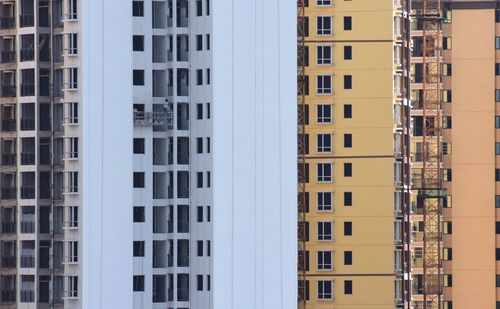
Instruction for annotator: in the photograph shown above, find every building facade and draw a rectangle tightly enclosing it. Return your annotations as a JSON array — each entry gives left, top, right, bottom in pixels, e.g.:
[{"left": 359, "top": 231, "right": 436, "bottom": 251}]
[
  {"left": 299, "top": 0, "right": 412, "bottom": 308},
  {"left": 0, "top": 1, "right": 297, "bottom": 309}
]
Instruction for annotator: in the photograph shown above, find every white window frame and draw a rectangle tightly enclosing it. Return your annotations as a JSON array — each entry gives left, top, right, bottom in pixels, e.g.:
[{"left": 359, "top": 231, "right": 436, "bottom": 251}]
[
  {"left": 317, "top": 250, "right": 333, "bottom": 270},
  {"left": 66, "top": 0, "right": 78, "bottom": 20},
  {"left": 317, "top": 221, "right": 333, "bottom": 241},
  {"left": 317, "top": 16, "right": 332, "bottom": 36},
  {"left": 65, "top": 137, "right": 78, "bottom": 159},
  {"left": 317, "top": 45, "right": 332, "bottom": 65},
  {"left": 317, "top": 192, "right": 333, "bottom": 211},
  {"left": 65, "top": 171, "right": 78, "bottom": 194},
  {"left": 317, "top": 0, "right": 332, "bottom": 6},
  {"left": 317, "top": 75, "right": 332, "bottom": 94},
  {"left": 65, "top": 276, "right": 78, "bottom": 298},
  {"left": 317, "top": 280, "right": 333, "bottom": 300},
  {"left": 66, "top": 33, "right": 78, "bottom": 55},
  {"left": 317, "top": 133, "right": 332, "bottom": 153},
  {"left": 66, "top": 68, "right": 78, "bottom": 90},
  {"left": 317, "top": 163, "right": 332, "bottom": 182},
  {"left": 65, "top": 241, "right": 78, "bottom": 263},
  {"left": 317, "top": 104, "right": 332, "bottom": 123},
  {"left": 66, "top": 206, "right": 78, "bottom": 228},
  {"left": 65, "top": 102, "right": 78, "bottom": 124}
]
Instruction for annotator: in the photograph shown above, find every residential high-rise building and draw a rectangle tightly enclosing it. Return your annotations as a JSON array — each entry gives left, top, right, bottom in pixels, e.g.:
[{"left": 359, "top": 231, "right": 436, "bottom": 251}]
[
  {"left": 298, "top": 0, "right": 412, "bottom": 308},
  {"left": 0, "top": 1, "right": 296, "bottom": 309},
  {"left": 410, "top": 1, "right": 499, "bottom": 308}
]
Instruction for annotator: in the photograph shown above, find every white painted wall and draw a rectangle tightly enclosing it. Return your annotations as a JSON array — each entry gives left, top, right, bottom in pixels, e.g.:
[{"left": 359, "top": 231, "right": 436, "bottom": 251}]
[
  {"left": 212, "top": 1, "right": 297, "bottom": 308},
  {"left": 82, "top": 0, "right": 133, "bottom": 308}
]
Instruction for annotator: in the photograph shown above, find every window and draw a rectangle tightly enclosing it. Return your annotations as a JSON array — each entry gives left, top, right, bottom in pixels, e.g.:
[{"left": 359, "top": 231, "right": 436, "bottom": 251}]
[
  {"left": 197, "top": 206, "right": 203, "bottom": 222},
  {"left": 344, "top": 192, "right": 352, "bottom": 206},
  {"left": 496, "top": 143, "right": 500, "bottom": 155},
  {"left": 206, "top": 69, "right": 211, "bottom": 84},
  {"left": 317, "top": 251, "right": 332, "bottom": 270},
  {"left": 344, "top": 104, "right": 352, "bottom": 118},
  {"left": 133, "top": 172, "right": 145, "bottom": 188},
  {"left": 68, "top": 33, "right": 78, "bottom": 55},
  {"left": 497, "top": 116, "right": 500, "bottom": 129},
  {"left": 496, "top": 9, "right": 500, "bottom": 22},
  {"left": 68, "top": 68, "right": 78, "bottom": 89},
  {"left": 317, "top": 280, "right": 332, "bottom": 300},
  {"left": 67, "top": 206, "right": 78, "bottom": 228},
  {"left": 317, "top": 46, "right": 332, "bottom": 64},
  {"left": 196, "top": 69, "right": 203, "bottom": 85},
  {"left": 206, "top": 206, "right": 211, "bottom": 222},
  {"left": 317, "top": 104, "right": 332, "bottom": 123},
  {"left": 317, "top": 16, "right": 332, "bottom": 35},
  {"left": 344, "top": 163, "right": 352, "bottom": 177},
  {"left": 344, "top": 251, "right": 352, "bottom": 265},
  {"left": 206, "top": 0, "right": 210, "bottom": 15},
  {"left": 443, "top": 247, "right": 452, "bottom": 261},
  {"left": 496, "top": 195, "right": 500, "bottom": 208},
  {"left": 197, "top": 138, "right": 203, "bottom": 154},
  {"left": 132, "top": 1, "right": 144, "bottom": 17},
  {"left": 317, "top": 163, "right": 332, "bottom": 182},
  {"left": 496, "top": 37, "right": 500, "bottom": 49},
  {"left": 196, "top": 0, "right": 202, "bottom": 16},
  {"left": 67, "top": 241, "right": 78, "bottom": 263},
  {"left": 207, "top": 240, "right": 211, "bottom": 256},
  {"left": 317, "top": 75, "right": 332, "bottom": 94},
  {"left": 133, "top": 276, "right": 144, "bottom": 292},
  {"left": 133, "top": 207, "right": 145, "bottom": 222},
  {"left": 344, "top": 75, "right": 352, "bottom": 89},
  {"left": 497, "top": 168, "right": 500, "bottom": 181},
  {"left": 67, "top": 0, "right": 78, "bottom": 19},
  {"left": 133, "top": 70, "right": 144, "bottom": 86},
  {"left": 207, "top": 275, "right": 211, "bottom": 291},
  {"left": 318, "top": 192, "right": 332, "bottom": 211},
  {"left": 444, "top": 221, "right": 452, "bottom": 234},
  {"left": 206, "top": 137, "right": 211, "bottom": 153},
  {"left": 133, "top": 35, "right": 144, "bottom": 51},
  {"left": 197, "top": 240, "right": 203, "bottom": 256},
  {"left": 317, "top": 134, "right": 332, "bottom": 152},
  {"left": 197, "top": 172, "right": 203, "bottom": 188},
  {"left": 197, "top": 275, "right": 203, "bottom": 291},
  {"left": 206, "top": 103, "right": 211, "bottom": 119},
  {"left": 196, "top": 104, "right": 203, "bottom": 119},
  {"left": 206, "top": 171, "right": 211, "bottom": 188},
  {"left": 133, "top": 241, "right": 145, "bottom": 257},
  {"left": 496, "top": 222, "right": 500, "bottom": 234},
  {"left": 344, "top": 280, "right": 353, "bottom": 294},
  {"left": 497, "top": 275, "right": 500, "bottom": 287},
  {"left": 67, "top": 276, "right": 78, "bottom": 298},
  {"left": 196, "top": 35, "right": 203, "bottom": 51},
  {"left": 443, "top": 116, "right": 452, "bottom": 129},
  {"left": 344, "top": 16, "right": 352, "bottom": 30},
  {"left": 496, "top": 248, "right": 500, "bottom": 260},
  {"left": 206, "top": 34, "right": 211, "bottom": 50},
  {"left": 496, "top": 64, "right": 499, "bottom": 76},
  {"left": 344, "top": 134, "right": 352, "bottom": 148},
  {"left": 344, "top": 46, "right": 352, "bottom": 60},
  {"left": 318, "top": 221, "right": 332, "bottom": 240},
  {"left": 133, "top": 138, "right": 145, "bottom": 154},
  {"left": 66, "top": 102, "right": 79, "bottom": 124},
  {"left": 344, "top": 222, "right": 352, "bottom": 236},
  {"left": 317, "top": 0, "right": 332, "bottom": 5}
]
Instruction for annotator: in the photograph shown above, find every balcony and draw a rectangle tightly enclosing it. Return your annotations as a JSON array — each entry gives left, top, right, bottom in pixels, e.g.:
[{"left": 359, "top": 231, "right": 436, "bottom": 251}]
[
  {"left": 0, "top": 17, "right": 15, "bottom": 29},
  {"left": 20, "top": 255, "right": 35, "bottom": 268},
  {"left": 20, "top": 290, "right": 34, "bottom": 303},
  {"left": 1, "top": 154, "right": 15, "bottom": 166},
  {"left": 1, "top": 290, "right": 15, "bottom": 302},
  {"left": 133, "top": 111, "right": 172, "bottom": 128},
  {"left": 1, "top": 85, "right": 16, "bottom": 97},
  {"left": 1, "top": 256, "right": 16, "bottom": 268},
  {"left": 1, "top": 51, "right": 15, "bottom": 63},
  {"left": 20, "top": 221, "right": 34, "bottom": 233},
  {"left": 1, "top": 187, "right": 15, "bottom": 199}
]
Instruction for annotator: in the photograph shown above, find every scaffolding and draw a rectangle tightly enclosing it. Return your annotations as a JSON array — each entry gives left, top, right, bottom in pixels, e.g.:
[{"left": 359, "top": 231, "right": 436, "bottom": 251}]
[
  {"left": 418, "top": 0, "right": 444, "bottom": 307},
  {"left": 297, "top": 0, "right": 307, "bottom": 308}
]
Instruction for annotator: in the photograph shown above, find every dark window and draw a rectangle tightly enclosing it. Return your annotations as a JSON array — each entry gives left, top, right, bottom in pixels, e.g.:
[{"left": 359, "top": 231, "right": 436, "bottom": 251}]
[
  {"left": 197, "top": 240, "right": 203, "bottom": 256},
  {"left": 196, "top": 0, "right": 202, "bottom": 16},
  {"left": 197, "top": 274, "right": 203, "bottom": 291},
  {"left": 206, "top": 0, "right": 210, "bottom": 15},
  {"left": 206, "top": 206, "right": 211, "bottom": 222},
  {"left": 206, "top": 103, "right": 211, "bottom": 119},
  {"left": 344, "top": 134, "right": 352, "bottom": 148},
  {"left": 133, "top": 275, "right": 145, "bottom": 291},
  {"left": 496, "top": 222, "right": 500, "bottom": 234},
  {"left": 196, "top": 35, "right": 203, "bottom": 51},
  {"left": 133, "top": 206, "right": 145, "bottom": 222},
  {"left": 344, "top": 222, "right": 352, "bottom": 236},
  {"left": 133, "top": 138, "right": 145, "bottom": 154},
  {"left": 344, "top": 192, "right": 352, "bottom": 206},
  {"left": 196, "top": 69, "right": 203, "bottom": 85},
  {"left": 133, "top": 35, "right": 144, "bottom": 51},
  {"left": 197, "top": 103, "right": 203, "bottom": 119},
  {"left": 496, "top": 63, "right": 500, "bottom": 76},
  {"left": 496, "top": 169, "right": 500, "bottom": 181},
  {"left": 496, "top": 195, "right": 500, "bottom": 208},
  {"left": 206, "top": 171, "right": 211, "bottom": 188},
  {"left": 344, "top": 163, "right": 352, "bottom": 177},
  {"left": 197, "top": 172, "right": 203, "bottom": 188},
  {"left": 133, "top": 241, "right": 145, "bottom": 256},
  {"left": 496, "top": 116, "right": 500, "bottom": 128},
  {"left": 497, "top": 275, "right": 500, "bottom": 287},
  {"left": 344, "top": 75, "right": 352, "bottom": 89},
  {"left": 344, "top": 251, "right": 352, "bottom": 265},
  {"left": 133, "top": 172, "right": 145, "bottom": 188},
  {"left": 206, "top": 69, "right": 211, "bottom": 85},
  {"left": 496, "top": 9, "right": 500, "bottom": 23},
  {"left": 344, "top": 16, "right": 352, "bottom": 30},
  {"left": 197, "top": 206, "right": 203, "bottom": 222},
  {"left": 344, "top": 280, "right": 353, "bottom": 294},
  {"left": 496, "top": 248, "right": 500, "bottom": 260},
  {"left": 206, "top": 34, "right": 211, "bottom": 50},
  {"left": 344, "top": 104, "right": 352, "bottom": 118},
  {"left": 496, "top": 89, "right": 500, "bottom": 102},
  {"left": 197, "top": 138, "right": 203, "bottom": 153},
  {"left": 344, "top": 46, "right": 352, "bottom": 60},
  {"left": 133, "top": 70, "right": 144, "bottom": 86},
  {"left": 132, "top": 1, "right": 144, "bottom": 17}
]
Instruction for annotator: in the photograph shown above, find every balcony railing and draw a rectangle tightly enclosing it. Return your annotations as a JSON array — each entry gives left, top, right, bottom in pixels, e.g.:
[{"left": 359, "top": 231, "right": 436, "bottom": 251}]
[
  {"left": 20, "top": 221, "right": 35, "bottom": 233},
  {"left": 0, "top": 16, "right": 15, "bottom": 29},
  {"left": 20, "top": 290, "right": 34, "bottom": 303},
  {"left": 1, "top": 221, "right": 15, "bottom": 234},
  {"left": 2, "top": 118, "right": 16, "bottom": 131},
  {"left": 21, "top": 153, "right": 35, "bottom": 165},
  {"left": 1, "top": 255, "right": 16, "bottom": 268},
  {"left": 133, "top": 111, "right": 173, "bottom": 128},
  {"left": 1, "top": 154, "right": 16, "bottom": 166},
  {"left": 1, "top": 187, "right": 16, "bottom": 199},
  {"left": 1, "top": 290, "right": 15, "bottom": 302},
  {"left": 1, "top": 51, "right": 15, "bottom": 63},
  {"left": 20, "top": 83, "right": 35, "bottom": 96},
  {"left": 20, "top": 186, "right": 35, "bottom": 199},
  {"left": 20, "top": 118, "right": 35, "bottom": 130},
  {"left": 20, "top": 255, "right": 35, "bottom": 268},
  {"left": 1, "top": 85, "right": 16, "bottom": 97}
]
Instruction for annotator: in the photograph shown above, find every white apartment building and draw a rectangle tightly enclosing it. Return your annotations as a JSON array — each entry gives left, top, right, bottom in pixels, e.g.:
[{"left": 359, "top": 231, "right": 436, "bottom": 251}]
[{"left": 0, "top": 0, "right": 296, "bottom": 309}]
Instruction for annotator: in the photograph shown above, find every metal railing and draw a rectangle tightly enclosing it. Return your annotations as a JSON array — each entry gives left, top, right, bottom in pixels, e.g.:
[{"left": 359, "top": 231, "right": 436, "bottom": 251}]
[
  {"left": 20, "top": 186, "right": 35, "bottom": 199},
  {"left": 1, "top": 154, "right": 16, "bottom": 166},
  {"left": 0, "top": 17, "right": 15, "bottom": 29},
  {"left": 20, "top": 221, "right": 35, "bottom": 233},
  {"left": 1, "top": 222, "right": 15, "bottom": 233},
  {"left": 133, "top": 111, "right": 173, "bottom": 128},
  {"left": 1, "top": 85, "right": 16, "bottom": 97},
  {"left": 20, "top": 255, "right": 35, "bottom": 268},
  {"left": 1, "top": 187, "right": 16, "bottom": 199},
  {"left": 1, "top": 51, "right": 15, "bottom": 63}
]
